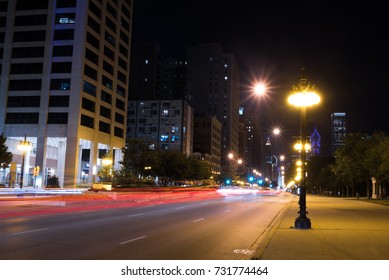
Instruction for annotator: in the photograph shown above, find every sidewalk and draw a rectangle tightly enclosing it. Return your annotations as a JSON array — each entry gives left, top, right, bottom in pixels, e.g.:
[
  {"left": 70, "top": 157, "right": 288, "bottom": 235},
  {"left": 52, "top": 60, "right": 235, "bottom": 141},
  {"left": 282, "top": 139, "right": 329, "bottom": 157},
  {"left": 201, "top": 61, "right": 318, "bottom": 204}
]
[{"left": 252, "top": 194, "right": 389, "bottom": 260}]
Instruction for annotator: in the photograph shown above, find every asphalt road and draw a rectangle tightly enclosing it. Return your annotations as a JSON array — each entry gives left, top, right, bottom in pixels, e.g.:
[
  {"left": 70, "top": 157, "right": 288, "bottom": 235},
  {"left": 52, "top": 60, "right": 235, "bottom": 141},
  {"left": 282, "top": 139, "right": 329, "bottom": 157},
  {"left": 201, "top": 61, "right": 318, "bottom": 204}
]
[{"left": 0, "top": 191, "right": 292, "bottom": 260}]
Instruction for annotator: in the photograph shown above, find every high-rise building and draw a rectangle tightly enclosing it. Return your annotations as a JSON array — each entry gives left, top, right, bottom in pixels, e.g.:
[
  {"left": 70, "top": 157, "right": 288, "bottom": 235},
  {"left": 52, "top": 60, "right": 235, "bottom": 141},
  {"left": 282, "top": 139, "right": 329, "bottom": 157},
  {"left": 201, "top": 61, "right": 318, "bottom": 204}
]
[
  {"left": 0, "top": 0, "right": 133, "bottom": 188},
  {"left": 310, "top": 127, "right": 321, "bottom": 156},
  {"left": 127, "top": 99, "right": 193, "bottom": 156},
  {"left": 186, "top": 44, "right": 240, "bottom": 176},
  {"left": 193, "top": 115, "right": 221, "bottom": 175},
  {"left": 331, "top": 112, "right": 347, "bottom": 154},
  {"left": 241, "top": 111, "right": 262, "bottom": 172},
  {"left": 127, "top": 42, "right": 193, "bottom": 155},
  {"left": 129, "top": 42, "right": 189, "bottom": 101}
]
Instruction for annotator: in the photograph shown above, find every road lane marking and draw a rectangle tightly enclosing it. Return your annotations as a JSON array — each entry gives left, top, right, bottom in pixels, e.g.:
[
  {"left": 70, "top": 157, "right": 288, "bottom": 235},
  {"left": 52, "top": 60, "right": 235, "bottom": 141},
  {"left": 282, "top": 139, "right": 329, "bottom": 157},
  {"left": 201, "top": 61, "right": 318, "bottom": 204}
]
[
  {"left": 193, "top": 218, "right": 205, "bottom": 223},
  {"left": 176, "top": 206, "right": 186, "bottom": 209},
  {"left": 224, "top": 209, "right": 231, "bottom": 212},
  {"left": 119, "top": 236, "right": 147, "bottom": 245},
  {"left": 129, "top": 213, "right": 145, "bottom": 217},
  {"left": 11, "top": 228, "right": 48, "bottom": 235}
]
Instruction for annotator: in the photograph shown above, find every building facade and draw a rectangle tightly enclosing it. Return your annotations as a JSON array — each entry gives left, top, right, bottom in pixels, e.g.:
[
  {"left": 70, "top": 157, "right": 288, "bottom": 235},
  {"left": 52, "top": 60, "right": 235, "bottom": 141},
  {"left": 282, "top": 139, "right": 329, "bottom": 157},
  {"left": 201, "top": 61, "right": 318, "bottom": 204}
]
[
  {"left": 127, "top": 99, "right": 193, "bottom": 156},
  {"left": 193, "top": 115, "right": 221, "bottom": 175},
  {"left": 0, "top": 0, "right": 133, "bottom": 187},
  {"left": 331, "top": 112, "right": 347, "bottom": 154},
  {"left": 186, "top": 44, "right": 240, "bottom": 176}
]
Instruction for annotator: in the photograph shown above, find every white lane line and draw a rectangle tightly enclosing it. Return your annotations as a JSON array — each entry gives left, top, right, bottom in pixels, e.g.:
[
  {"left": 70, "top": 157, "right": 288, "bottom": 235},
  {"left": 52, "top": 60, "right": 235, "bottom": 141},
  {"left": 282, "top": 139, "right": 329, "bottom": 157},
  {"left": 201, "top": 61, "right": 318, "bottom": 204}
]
[
  {"left": 176, "top": 206, "right": 186, "bottom": 209},
  {"left": 129, "top": 213, "right": 145, "bottom": 217},
  {"left": 193, "top": 218, "right": 205, "bottom": 223},
  {"left": 11, "top": 228, "right": 48, "bottom": 235},
  {"left": 224, "top": 209, "right": 231, "bottom": 213},
  {"left": 119, "top": 236, "right": 147, "bottom": 245}
]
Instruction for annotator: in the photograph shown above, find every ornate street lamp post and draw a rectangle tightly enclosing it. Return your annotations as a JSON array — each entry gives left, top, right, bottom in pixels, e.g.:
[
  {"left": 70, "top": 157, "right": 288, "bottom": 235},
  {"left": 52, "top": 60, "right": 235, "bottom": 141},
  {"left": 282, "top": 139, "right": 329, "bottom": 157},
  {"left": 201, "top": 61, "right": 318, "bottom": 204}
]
[
  {"left": 18, "top": 134, "right": 31, "bottom": 188},
  {"left": 288, "top": 75, "right": 320, "bottom": 229}
]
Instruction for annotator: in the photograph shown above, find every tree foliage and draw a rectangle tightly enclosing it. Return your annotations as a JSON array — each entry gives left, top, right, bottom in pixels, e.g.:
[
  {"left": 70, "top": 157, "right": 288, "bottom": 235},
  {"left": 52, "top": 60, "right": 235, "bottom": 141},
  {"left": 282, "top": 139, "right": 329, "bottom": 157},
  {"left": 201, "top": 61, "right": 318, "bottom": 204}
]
[{"left": 0, "top": 134, "right": 12, "bottom": 168}]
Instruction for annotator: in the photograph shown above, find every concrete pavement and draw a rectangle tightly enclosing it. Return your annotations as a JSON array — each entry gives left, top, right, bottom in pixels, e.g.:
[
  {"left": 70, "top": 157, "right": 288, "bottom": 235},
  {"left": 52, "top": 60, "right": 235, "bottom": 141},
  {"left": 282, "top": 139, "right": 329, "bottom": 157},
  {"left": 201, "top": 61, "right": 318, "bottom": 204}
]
[{"left": 249, "top": 194, "right": 389, "bottom": 260}]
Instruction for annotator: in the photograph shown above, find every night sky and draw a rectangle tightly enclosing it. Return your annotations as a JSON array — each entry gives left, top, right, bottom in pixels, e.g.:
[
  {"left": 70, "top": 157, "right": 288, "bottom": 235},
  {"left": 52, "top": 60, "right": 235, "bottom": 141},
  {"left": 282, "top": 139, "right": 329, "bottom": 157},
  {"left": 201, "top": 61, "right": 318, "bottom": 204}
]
[{"left": 131, "top": 0, "right": 389, "bottom": 153}]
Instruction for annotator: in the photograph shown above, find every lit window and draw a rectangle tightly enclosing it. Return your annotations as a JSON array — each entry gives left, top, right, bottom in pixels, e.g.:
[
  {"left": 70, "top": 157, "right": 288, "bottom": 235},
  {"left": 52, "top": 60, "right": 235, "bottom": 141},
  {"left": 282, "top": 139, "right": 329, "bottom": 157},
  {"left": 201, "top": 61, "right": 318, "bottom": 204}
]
[
  {"left": 162, "top": 109, "right": 168, "bottom": 116},
  {"left": 160, "top": 135, "right": 168, "bottom": 142}
]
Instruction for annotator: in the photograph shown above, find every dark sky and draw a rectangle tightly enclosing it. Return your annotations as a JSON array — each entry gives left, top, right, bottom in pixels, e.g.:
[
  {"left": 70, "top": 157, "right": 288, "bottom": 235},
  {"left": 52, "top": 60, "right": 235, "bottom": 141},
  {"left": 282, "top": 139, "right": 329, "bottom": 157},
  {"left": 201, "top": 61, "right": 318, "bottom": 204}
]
[{"left": 131, "top": 0, "right": 389, "bottom": 152}]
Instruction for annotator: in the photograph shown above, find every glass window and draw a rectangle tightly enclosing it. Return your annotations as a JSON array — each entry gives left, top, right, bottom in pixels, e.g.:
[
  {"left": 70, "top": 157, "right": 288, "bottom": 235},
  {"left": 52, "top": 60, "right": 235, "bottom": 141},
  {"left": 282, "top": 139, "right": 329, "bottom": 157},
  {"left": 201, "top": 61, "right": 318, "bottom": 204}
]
[
  {"left": 102, "top": 75, "right": 113, "bottom": 90},
  {"left": 13, "top": 30, "right": 46, "bottom": 42},
  {"left": 85, "top": 48, "right": 98, "bottom": 65},
  {"left": 81, "top": 114, "right": 94, "bottom": 128},
  {"left": 115, "top": 113, "right": 124, "bottom": 124},
  {"left": 83, "top": 80, "right": 96, "bottom": 96},
  {"left": 101, "top": 90, "right": 112, "bottom": 104},
  {"left": 53, "top": 45, "right": 73, "bottom": 57},
  {"left": 9, "top": 79, "right": 42, "bottom": 91},
  {"left": 10, "top": 63, "right": 43, "bottom": 74},
  {"left": 15, "top": 14, "right": 47, "bottom": 26},
  {"left": 16, "top": 0, "right": 48, "bottom": 10},
  {"left": 114, "top": 126, "right": 123, "bottom": 138},
  {"left": 99, "top": 121, "right": 110, "bottom": 134},
  {"left": 51, "top": 62, "right": 72, "bottom": 73},
  {"left": 50, "top": 79, "right": 71, "bottom": 90},
  {"left": 7, "top": 96, "right": 40, "bottom": 107},
  {"left": 57, "top": 0, "right": 76, "bottom": 8},
  {"left": 100, "top": 105, "right": 111, "bottom": 119},
  {"left": 49, "top": 95, "right": 69, "bottom": 107},
  {"left": 54, "top": 29, "right": 74, "bottom": 40},
  {"left": 47, "top": 113, "right": 68, "bottom": 124},
  {"left": 5, "top": 113, "right": 39, "bottom": 124},
  {"left": 86, "top": 32, "right": 100, "bottom": 50},
  {"left": 82, "top": 97, "right": 95, "bottom": 112},
  {"left": 56, "top": 13, "right": 76, "bottom": 24},
  {"left": 84, "top": 64, "right": 97, "bottom": 80}
]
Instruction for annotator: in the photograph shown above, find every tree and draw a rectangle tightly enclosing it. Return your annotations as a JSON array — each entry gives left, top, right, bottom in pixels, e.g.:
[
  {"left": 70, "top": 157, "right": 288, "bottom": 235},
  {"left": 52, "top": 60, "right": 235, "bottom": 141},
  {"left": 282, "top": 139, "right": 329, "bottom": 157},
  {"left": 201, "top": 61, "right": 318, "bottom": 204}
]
[
  {"left": 185, "top": 156, "right": 212, "bottom": 185},
  {"left": 330, "top": 133, "right": 367, "bottom": 197},
  {"left": 119, "top": 138, "right": 157, "bottom": 178},
  {"left": 0, "top": 134, "right": 12, "bottom": 169}
]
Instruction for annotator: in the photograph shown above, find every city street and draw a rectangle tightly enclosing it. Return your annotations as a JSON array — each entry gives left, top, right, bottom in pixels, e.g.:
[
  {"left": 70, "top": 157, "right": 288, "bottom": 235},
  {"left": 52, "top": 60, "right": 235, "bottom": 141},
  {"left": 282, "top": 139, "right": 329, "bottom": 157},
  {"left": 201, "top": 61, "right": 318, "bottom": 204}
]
[{"left": 0, "top": 190, "right": 291, "bottom": 260}]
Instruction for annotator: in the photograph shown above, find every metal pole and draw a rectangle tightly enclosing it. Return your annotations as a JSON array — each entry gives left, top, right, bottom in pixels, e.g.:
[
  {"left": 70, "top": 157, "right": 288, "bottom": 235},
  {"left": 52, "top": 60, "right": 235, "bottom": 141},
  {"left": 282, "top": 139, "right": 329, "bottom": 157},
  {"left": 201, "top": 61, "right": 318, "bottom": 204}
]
[
  {"left": 20, "top": 150, "right": 25, "bottom": 188},
  {"left": 295, "top": 104, "right": 311, "bottom": 229}
]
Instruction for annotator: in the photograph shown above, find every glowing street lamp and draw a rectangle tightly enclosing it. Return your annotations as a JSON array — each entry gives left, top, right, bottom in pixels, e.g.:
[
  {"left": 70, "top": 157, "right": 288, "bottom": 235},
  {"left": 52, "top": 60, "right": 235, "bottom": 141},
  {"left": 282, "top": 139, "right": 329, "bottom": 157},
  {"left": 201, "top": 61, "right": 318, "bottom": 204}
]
[
  {"left": 288, "top": 74, "right": 320, "bottom": 229},
  {"left": 18, "top": 134, "right": 31, "bottom": 187},
  {"left": 254, "top": 82, "right": 267, "bottom": 96}
]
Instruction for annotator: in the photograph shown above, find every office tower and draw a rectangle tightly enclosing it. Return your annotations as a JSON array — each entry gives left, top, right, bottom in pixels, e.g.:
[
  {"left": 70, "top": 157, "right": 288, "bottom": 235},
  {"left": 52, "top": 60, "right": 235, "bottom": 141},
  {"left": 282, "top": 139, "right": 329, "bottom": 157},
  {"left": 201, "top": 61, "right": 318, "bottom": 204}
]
[
  {"left": 0, "top": 0, "right": 133, "bottom": 188},
  {"left": 310, "top": 127, "right": 321, "bottom": 156},
  {"left": 127, "top": 99, "right": 193, "bottom": 156},
  {"left": 127, "top": 42, "right": 193, "bottom": 155},
  {"left": 193, "top": 115, "right": 222, "bottom": 175},
  {"left": 331, "top": 112, "right": 347, "bottom": 154},
  {"left": 129, "top": 42, "right": 189, "bottom": 100},
  {"left": 241, "top": 111, "right": 262, "bottom": 172},
  {"left": 186, "top": 44, "right": 240, "bottom": 176}
]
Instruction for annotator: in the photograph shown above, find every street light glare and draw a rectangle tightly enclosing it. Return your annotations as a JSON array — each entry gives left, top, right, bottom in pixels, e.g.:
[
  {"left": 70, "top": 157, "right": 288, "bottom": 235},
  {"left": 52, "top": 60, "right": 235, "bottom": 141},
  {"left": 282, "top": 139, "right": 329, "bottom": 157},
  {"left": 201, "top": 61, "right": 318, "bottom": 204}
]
[
  {"left": 288, "top": 91, "right": 321, "bottom": 107},
  {"left": 254, "top": 83, "right": 267, "bottom": 96}
]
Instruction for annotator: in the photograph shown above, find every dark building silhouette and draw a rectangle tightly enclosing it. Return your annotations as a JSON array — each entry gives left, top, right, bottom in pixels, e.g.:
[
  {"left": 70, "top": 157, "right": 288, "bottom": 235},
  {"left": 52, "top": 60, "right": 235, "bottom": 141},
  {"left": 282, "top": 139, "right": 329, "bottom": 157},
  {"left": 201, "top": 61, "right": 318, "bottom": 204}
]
[{"left": 186, "top": 44, "right": 240, "bottom": 177}]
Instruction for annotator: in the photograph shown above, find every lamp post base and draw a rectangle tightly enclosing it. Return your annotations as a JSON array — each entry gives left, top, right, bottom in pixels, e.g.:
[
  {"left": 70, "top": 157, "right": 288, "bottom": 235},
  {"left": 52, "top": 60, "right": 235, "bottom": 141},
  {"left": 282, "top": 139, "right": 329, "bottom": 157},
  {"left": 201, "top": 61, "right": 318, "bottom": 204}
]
[{"left": 295, "top": 216, "right": 311, "bottom": 229}]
